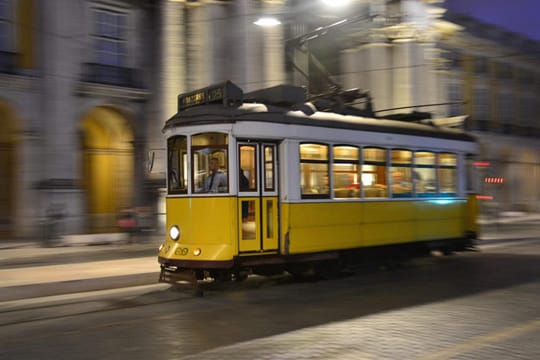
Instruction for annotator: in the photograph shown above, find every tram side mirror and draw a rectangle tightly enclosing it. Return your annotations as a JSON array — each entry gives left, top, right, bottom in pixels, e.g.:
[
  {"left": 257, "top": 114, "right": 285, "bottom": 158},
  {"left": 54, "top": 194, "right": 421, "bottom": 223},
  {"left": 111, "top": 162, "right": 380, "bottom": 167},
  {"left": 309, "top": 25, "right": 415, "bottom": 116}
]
[
  {"left": 147, "top": 151, "right": 155, "bottom": 173},
  {"left": 147, "top": 148, "right": 167, "bottom": 175}
]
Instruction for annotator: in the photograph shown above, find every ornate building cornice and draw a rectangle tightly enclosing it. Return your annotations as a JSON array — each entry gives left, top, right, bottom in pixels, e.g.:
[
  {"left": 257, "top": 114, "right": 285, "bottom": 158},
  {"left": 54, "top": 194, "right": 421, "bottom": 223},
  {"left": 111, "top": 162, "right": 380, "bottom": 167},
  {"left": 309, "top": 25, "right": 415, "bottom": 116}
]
[
  {"left": 76, "top": 82, "right": 151, "bottom": 101},
  {"left": 0, "top": 74, "right": 39, "bottom": 92}
]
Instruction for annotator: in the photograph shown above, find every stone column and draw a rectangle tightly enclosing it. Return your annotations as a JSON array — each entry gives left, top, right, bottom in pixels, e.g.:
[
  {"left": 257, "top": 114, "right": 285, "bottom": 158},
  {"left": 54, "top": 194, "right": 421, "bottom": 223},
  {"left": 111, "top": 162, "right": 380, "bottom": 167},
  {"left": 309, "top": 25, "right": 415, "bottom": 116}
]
[
  {"left": 341, "top": 48, "right": 362, "bottom": 91},
  {"left": 362, "top": 42, "right": 393, "bottom": 113},
  {"left": 185, "top": 3, "right": 211, "bottom": 90},
  {"left": 38, "top": 0, "right": 85, "bottom": 235},
  {"left": 288, "top": 22, "right": 309, "bottom": 91},
  {"left": 160, "top": 0, "right": 186, "bottom": 120},
  {"left": 392, "top": 39, "right": 413, "bottom": 110},
  {"left": 262, "top": 1, "right": 285, "bottom": 88}
]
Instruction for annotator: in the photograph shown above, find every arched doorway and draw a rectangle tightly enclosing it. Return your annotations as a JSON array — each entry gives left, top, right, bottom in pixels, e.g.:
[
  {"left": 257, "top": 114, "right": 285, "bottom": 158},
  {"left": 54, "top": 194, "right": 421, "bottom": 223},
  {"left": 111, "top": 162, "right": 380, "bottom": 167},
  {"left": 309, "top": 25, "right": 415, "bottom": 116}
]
[
  {"left": 81, "top": 106, "right": 134, "bottom": 233},
  {"left": 0, "top": 101, "right": 18, "bottom": 239}
]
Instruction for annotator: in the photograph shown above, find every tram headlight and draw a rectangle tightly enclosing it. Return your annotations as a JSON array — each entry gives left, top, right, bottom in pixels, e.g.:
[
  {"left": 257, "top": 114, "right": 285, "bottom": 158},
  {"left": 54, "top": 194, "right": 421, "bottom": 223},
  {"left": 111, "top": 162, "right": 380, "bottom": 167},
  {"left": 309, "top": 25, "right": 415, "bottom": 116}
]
[
  {"left": 169, "top": 225, "right": 180, "bottom": 241},
  {"left": 193, "top": 248, "right": 202, "bottom": 256}
]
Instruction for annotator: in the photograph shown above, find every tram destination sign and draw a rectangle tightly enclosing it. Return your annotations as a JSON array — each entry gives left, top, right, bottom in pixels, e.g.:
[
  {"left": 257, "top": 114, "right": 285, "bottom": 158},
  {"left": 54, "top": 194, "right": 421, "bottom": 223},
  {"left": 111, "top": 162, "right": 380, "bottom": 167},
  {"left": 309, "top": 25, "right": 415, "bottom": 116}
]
[{"left": 177, "top": 81, "right": 243, "bottom": 111}]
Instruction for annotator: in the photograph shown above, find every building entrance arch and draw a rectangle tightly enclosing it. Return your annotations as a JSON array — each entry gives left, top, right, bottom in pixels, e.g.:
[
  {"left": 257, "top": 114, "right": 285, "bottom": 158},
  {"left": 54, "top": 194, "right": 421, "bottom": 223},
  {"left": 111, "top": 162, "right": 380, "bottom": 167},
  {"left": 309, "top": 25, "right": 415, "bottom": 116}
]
[{"left": 81, "top": 106, "right": 134, "bottom": 232}]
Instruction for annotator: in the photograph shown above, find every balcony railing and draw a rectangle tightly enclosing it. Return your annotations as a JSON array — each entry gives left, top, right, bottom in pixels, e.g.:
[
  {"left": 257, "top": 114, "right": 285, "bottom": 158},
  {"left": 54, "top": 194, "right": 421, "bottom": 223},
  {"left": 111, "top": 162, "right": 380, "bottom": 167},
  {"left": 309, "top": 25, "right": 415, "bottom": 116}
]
[
  {"left": 0, "top": 51, "right": 18, "bottom": 74},
  {"left": 80, "top": 63, "right": 144, "bottom": 88}
]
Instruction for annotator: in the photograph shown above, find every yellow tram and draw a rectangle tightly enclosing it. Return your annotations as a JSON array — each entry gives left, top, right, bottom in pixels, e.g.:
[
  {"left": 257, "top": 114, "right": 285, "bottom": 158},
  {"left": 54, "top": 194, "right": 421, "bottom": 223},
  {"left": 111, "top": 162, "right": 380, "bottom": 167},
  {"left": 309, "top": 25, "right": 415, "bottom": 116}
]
[{"left": 158, "top": 81, "right": 478, "bottom": 289}]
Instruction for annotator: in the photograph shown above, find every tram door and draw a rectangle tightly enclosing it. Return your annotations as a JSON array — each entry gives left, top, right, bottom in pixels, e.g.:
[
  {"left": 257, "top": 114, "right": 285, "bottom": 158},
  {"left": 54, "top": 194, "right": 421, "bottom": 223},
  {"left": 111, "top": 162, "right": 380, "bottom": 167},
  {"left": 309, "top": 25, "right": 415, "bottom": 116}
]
[{"left": 237, "top": 142, "right": 279, "bottom": 253}]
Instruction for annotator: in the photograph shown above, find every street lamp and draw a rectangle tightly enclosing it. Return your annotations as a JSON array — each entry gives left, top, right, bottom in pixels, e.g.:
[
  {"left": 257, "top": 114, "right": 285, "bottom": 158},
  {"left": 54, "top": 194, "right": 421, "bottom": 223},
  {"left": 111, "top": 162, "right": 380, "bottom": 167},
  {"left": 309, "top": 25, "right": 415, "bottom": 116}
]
[
  {"left": 321, "top": 0, "right": 351, "bottom": 6},
  {"left": 254, "top": 0, "right": 353, "bottom": 27},
  {"left": 253, "top": 16, "right": 281, "bottom": 27}
]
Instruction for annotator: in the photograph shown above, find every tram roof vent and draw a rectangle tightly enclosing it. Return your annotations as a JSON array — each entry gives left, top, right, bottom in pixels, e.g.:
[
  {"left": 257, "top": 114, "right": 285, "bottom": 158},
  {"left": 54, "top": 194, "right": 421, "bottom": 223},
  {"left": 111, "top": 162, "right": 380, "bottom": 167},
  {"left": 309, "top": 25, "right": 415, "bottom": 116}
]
[{"left": 245, "top": 85, "right": 307, "bottom": 107}]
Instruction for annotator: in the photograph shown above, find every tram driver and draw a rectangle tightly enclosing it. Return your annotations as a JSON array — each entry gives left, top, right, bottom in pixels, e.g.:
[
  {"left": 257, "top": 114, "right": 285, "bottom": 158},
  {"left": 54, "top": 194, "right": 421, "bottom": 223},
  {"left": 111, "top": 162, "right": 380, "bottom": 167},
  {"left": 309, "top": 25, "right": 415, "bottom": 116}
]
[{"left": 204, "top": 157, "right": 227, "bottom": 193}]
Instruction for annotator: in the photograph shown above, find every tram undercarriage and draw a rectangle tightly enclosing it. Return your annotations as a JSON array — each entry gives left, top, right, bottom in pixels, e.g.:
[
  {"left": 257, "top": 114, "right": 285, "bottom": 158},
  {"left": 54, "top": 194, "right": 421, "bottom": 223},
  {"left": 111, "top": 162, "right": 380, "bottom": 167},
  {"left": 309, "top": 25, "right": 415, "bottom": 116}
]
[{"left": 158, "top": 235, "right": 476, "bottom": 296}]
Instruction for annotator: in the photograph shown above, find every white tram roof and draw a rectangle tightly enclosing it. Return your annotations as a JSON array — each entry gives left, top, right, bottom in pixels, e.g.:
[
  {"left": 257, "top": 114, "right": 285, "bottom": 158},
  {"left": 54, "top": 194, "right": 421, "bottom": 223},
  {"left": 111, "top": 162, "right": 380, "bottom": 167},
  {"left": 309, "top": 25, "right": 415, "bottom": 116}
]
[
  {"left": 165, "top": 102, "right": 475, "bottom": 144},
  {"left": 165, "top": 82, "right": 476, "bottom": 144}
]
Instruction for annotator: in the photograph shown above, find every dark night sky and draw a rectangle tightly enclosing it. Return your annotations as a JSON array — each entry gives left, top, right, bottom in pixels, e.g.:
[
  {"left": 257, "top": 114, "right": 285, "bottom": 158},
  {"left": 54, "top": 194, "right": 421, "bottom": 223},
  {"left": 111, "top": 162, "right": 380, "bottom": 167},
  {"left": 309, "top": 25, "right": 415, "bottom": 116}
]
[{"left": 444, "top": 0, "right": 540, "bottom": 42}]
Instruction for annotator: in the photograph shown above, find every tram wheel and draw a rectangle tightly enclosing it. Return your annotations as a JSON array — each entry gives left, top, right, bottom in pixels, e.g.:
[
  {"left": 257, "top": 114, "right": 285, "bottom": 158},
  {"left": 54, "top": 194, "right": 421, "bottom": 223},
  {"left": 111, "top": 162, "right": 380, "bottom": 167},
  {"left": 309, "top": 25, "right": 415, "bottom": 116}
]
[
  {"left": 314, "top": 260, "right": 342, "bottom": 280},
  {"left": 442, "top": 248, "right": 454, "bottom": 256},
  {"left": 233, "top": 271, "right": 249, "bottom": 282}
]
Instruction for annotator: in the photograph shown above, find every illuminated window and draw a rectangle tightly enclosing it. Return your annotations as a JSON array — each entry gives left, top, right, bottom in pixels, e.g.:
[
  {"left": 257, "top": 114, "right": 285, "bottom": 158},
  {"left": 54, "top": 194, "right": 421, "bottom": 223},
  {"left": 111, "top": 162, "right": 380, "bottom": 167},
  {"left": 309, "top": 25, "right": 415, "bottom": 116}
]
[
  {"left": 239, "top": 144, "right": 257, "bottom": 192},
  {"left": 414, "top": 151, "right": 436, "bottom": 197},
  {"left": 192, "top": 132, "right": 228, "bottom": 194},
  {"left": 333, "top": 145, "right": 359, "bottom": 198},
  {"left": 439, "top": 153, "right": 457, "bottom": 196},
  {"left": 300, "top": 143, "right": 329, "bottom": 198},
  {"left": 390, "top": 149, "right": 412, "bottom": 198},
  {"left": 167, "top": 136, "right": 187, "bottom": 194},
  {"left": 264, "top": 145, "right": 275, "bottom": 191},
  {"left": 362, "top": 147, "right": 387, "bottom": 198}
]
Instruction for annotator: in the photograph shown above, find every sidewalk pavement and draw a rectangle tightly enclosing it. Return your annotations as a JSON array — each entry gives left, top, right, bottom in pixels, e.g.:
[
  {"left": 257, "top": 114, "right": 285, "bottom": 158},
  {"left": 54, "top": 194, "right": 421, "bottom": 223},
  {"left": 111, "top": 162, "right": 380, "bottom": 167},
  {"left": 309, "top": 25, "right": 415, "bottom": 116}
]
[
  {"left": 1, "top": 215, "right": 539, "bottom": 303},
  {"left": 0, "top": 234, "right": 163, "bottom": 302}
]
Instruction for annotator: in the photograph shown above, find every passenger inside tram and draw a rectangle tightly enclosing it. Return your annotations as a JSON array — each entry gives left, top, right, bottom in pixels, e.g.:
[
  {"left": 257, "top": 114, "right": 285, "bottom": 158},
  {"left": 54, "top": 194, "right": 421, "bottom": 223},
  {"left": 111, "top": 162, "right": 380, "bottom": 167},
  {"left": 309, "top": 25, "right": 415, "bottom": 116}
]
[
  {"left": 203, "top": 157, "right": 227, "bottom": 193},
  {"left": 239, "top": 169, "right": 249, "bottom": 191},
  {"left": 391, "top": 170, "right": 412, "bottom": 197}
]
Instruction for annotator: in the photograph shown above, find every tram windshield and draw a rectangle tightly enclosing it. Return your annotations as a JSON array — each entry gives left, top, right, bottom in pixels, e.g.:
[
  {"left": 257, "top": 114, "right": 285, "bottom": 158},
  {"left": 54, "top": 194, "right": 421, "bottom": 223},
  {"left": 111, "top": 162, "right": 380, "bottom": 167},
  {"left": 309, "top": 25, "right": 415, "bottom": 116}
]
[{"left": 192, "top": 132, "right": 229, "bottom": 193}]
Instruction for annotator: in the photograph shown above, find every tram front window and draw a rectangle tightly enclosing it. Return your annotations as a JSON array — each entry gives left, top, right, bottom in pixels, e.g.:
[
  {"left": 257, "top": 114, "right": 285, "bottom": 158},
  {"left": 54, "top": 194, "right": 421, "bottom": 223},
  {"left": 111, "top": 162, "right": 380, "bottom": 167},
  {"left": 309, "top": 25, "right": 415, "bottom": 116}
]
[
  {"left": 168, "top": 136, "right": 187, "bottom": 194},
  {"left": 192, "top": 132, "right": 229, "bottom": 193}
]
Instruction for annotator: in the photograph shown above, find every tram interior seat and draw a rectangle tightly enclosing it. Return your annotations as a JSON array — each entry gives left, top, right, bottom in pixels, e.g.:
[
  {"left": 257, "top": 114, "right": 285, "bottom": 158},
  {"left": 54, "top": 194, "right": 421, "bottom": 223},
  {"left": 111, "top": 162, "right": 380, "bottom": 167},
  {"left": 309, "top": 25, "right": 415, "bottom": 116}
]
[
  {"left": 334, "top": 188, "right": 358, "bottom": 198},
  {"left": 364, "top": 187, "right": 385, "bottom": 198},
  {"left": 333, "top": 187, "right": 386, "bottom": 198}
]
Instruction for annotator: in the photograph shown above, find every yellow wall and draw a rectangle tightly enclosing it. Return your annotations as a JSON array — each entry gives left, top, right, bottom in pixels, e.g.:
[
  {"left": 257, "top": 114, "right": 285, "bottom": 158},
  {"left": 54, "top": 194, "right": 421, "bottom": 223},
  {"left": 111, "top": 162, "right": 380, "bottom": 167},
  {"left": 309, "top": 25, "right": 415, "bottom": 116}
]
[
  {"left": 81, "top": 107, "right": 134, "bottom": 231},
  {"left": 0, "top": 102, "right": 19, "bottom": 239}
]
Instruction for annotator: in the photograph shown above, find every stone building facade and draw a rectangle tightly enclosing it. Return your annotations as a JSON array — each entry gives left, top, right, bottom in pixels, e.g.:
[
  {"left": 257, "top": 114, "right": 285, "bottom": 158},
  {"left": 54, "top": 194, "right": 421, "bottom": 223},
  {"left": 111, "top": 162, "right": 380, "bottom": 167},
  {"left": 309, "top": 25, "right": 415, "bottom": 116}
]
[{"left": 1, "top": 0, "right": 538, "bottom": 240}]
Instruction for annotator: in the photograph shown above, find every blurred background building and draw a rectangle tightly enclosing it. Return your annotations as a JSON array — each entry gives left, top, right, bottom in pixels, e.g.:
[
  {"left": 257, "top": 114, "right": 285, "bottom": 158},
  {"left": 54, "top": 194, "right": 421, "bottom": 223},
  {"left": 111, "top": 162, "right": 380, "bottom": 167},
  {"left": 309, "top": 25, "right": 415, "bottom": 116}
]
[{"left": 0, "top": 0, "right": 539, "bottom": 240}]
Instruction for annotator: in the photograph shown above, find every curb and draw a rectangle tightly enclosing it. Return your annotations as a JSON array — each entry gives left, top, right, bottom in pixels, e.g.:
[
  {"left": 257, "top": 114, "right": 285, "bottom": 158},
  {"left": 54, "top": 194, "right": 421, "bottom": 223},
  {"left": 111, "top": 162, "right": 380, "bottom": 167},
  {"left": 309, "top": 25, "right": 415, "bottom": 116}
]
[{"left": 0, "top": 272, "right": 160, "bottom": 302}]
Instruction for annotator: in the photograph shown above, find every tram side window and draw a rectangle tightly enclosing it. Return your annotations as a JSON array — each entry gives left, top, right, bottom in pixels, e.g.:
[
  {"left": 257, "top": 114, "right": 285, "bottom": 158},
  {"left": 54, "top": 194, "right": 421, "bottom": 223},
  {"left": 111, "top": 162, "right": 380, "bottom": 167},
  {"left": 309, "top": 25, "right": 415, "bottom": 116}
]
[
  {"left": 391, "top": 149, "right": 413, "bottom": 198},
  {"left": 333, "top": 145, "right": 360, "bottom": 198},
  {"left": 167, "top": 136, "right": 187, "bottom": 194},
  {"left": 415, "top": 151, "right": 437, "bottom": 197},
  {"left": 192, "top": 132, "right": 229, "bottom": 193},
  {"left": 300, "top": 143, "right": 329, "bottom": 198},
  {"left": 362, "top": 147, "right": 387, "bottom": 198},
  {"left": 439, "top": 153, "right": 457, "bottom": 196},
  {"left": 264, "top": 145, "right": 275, "bottom": 191},
  {"left": 239, "top": 144, "right": 257, "bottom": 192}
]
